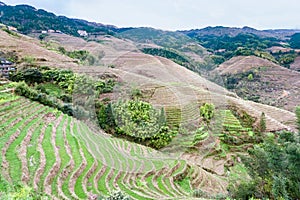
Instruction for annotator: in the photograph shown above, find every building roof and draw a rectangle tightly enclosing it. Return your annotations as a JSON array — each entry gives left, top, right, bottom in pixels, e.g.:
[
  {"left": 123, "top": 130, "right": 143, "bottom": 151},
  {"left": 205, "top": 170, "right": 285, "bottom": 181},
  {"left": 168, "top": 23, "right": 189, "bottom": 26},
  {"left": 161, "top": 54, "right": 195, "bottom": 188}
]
[{"left": 0, "top": 58, "right": 13, "bottom": 65}]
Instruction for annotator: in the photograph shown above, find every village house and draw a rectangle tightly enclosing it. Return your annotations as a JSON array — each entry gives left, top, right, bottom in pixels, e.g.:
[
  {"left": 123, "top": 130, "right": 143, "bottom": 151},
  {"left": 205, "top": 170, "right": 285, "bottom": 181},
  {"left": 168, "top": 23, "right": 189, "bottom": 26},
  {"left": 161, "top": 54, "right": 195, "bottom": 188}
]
[
  {"left": 0, "top": 58, "right": 16, "bottom": 78},
  {"left": 77, "top": 30, "right": 88, "bottom": 37}
]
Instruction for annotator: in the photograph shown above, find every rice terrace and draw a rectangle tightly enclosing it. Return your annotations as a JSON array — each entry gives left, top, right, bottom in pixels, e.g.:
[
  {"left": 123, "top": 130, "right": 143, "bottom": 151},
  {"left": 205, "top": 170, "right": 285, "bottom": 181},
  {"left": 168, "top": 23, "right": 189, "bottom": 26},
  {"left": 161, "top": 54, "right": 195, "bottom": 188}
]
[{"left": 0, "top": 1, "right": 300, "bottom": 199}]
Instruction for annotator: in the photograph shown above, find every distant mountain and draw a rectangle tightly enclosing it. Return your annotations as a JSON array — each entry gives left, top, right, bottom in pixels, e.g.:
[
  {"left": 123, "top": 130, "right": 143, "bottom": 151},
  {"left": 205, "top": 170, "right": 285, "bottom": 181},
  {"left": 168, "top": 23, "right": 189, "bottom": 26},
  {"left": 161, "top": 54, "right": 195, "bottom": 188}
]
[
  {"left": 0, "top": 3, "right": 117, "bottom": 36},
  {"left": 213, "top": 55, "right": 300, "bottom": 111},
  {"left": 180, "top": 26, "right": 300, "bottom": 40}
]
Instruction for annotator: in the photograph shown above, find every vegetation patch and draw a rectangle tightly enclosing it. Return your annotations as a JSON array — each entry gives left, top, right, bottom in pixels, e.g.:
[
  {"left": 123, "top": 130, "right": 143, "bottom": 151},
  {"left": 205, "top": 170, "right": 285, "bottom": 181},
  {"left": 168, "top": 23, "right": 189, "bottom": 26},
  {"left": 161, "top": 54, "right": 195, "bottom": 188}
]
[{"left": 97, "top": 99, "right": 177, "bottom": 149}]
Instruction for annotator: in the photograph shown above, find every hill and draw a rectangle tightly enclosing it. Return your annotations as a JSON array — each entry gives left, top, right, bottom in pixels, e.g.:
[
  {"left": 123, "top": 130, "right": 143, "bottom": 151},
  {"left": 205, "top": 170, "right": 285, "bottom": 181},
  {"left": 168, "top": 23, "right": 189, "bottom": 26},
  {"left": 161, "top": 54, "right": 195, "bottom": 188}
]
[
  {"left": 180, "top": 26, "right": 300, "bottom": 39},
  {"left": 0, "top": 3, "right": 116, "bottom": 36},
  {"left": 213, "top": 56, "right": 300, "bottom": 112},
  {"left": 117, "top": 27, "right": 210, "bottom": 72},
  {"left": 0, "top": 29, "right": 80, "bottom": 69},
  {"left": 1, "top": 26, "right": 296, "bottom": 133},
  {"left": 0, "top": 4, "right": 299, "bottom": 198},
  {"left": 291, "top": 55, "right": 300, "bottom": 72},
  {"left": 2, "top": 89, "right": 224, "bottom": 199},
  {"left": 38, "top": 31, "right": 297, "bottom": 131}
]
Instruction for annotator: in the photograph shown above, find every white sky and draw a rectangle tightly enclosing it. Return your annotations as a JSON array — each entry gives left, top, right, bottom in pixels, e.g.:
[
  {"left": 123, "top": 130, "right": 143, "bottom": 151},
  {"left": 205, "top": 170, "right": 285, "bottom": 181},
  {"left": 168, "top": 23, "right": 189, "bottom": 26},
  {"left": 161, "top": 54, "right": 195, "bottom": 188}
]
[{"left": 2, "top": 0, "right": 300, "bottom": 31}]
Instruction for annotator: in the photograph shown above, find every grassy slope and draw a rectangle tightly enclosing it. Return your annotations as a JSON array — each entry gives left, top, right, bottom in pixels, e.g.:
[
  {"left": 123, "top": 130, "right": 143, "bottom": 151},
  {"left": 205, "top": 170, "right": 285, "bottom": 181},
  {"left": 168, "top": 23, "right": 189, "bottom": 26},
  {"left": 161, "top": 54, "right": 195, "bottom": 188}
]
[{"left": 0, "top": 92, "right": 204, "bottom": 199}]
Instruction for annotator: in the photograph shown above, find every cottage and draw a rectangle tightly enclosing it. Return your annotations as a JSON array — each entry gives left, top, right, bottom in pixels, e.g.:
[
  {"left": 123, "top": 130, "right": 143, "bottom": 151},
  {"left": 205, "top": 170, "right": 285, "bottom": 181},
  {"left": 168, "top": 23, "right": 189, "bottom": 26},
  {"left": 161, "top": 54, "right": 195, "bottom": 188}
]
[
  {"left": 0, "top": 58, "right": 16, "bottom": 77},
  {"left": 77, "top": 30, "right": 88, "bottom": 37}
]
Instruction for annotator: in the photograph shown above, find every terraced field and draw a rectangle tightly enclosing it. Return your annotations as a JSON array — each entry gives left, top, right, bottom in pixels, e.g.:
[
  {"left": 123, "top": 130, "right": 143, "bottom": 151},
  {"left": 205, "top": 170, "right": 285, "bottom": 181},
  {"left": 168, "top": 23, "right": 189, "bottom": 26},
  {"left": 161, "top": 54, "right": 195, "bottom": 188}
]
[{"left": 0, "top": 90, "right": 203, "bottom": 199}]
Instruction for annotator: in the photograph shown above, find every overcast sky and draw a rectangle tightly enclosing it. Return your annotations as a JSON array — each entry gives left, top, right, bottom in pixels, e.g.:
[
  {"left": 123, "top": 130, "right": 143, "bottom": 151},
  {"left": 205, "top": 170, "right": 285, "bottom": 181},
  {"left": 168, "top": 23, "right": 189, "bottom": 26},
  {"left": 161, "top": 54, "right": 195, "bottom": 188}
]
[{"left": 2, "top": 0, "right": 300, "bottom": 31}]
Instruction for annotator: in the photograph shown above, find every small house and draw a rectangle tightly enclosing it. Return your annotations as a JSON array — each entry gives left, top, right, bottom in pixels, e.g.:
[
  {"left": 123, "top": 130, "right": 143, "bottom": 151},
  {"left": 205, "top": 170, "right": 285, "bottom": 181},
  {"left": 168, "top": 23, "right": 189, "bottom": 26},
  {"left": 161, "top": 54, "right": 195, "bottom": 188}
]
[
  {"left": 77, "top": 30, "right": 88, "bottom": 37},
  {"left": 0, "top": 58, "right": 16, "bottom": 78}
]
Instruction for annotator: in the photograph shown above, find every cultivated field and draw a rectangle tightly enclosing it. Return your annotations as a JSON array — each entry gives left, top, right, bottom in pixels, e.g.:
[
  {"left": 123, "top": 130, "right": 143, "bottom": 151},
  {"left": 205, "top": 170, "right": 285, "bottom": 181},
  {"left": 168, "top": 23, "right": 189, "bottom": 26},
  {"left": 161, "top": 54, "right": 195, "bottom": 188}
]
[{"left": 0, "top": 87, "right": 230, "bottom": 199}]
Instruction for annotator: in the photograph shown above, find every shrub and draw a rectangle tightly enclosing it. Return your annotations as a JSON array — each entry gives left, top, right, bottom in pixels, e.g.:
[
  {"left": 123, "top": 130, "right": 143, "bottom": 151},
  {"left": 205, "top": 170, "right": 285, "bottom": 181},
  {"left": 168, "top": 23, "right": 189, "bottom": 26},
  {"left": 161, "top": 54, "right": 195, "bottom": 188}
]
[
  {"left": 97, "top": 100, "right": 176, "bottom": 149},
  {"left": 200, "top": 103, "right": 215, "bottom": 127}
]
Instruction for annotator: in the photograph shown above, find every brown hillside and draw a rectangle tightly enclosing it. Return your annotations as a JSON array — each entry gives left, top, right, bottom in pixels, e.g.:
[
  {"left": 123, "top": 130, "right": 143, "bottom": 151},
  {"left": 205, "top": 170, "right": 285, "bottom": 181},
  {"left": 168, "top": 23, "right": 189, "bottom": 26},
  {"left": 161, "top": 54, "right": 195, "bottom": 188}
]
[
  {"left": 0, "top": 30, "right": 298, "bottom": 191},
  {"left": 291, "top": 55, "right": 300, "bottom": 72},
  {"left": 0, "top": 31, "right": 296, "bottom": 133},
  {"left": 215, "top": 56, "right": 278, "bottom": 75},
  {"left": 214, "top": 56, "right": 300, "bottom": 112},
  {"left": 42, "top": 33, "right": 139, "bottom": 66},
  {"left": 0, "top": 30, "right": 79, "bottom": 69}
]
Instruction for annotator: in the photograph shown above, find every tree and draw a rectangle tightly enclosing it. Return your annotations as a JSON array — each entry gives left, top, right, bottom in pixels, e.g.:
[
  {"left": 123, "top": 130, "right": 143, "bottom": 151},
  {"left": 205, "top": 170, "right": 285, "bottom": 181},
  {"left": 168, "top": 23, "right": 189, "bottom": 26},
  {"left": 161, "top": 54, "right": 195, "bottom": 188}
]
[
  {"left": 199, "top": 103, "right": 215, "bottom": 127},
  {"left": 259, "top": 112, "right": 266, "bottom": 133},
  {"left": 232, "top": 131, "right": 300, "bottom": 199},
  {"left": 97, "top": 100, "right": 175, "bottom": 149},
  {"left": 296, "top": 106, "right": 300, "bottom": 131},
  {"left": 290, "top": 33, "right": 300, "bottom": 49},
  {"left": 247, "top": 73, "right": 254, "bottom": 81}
]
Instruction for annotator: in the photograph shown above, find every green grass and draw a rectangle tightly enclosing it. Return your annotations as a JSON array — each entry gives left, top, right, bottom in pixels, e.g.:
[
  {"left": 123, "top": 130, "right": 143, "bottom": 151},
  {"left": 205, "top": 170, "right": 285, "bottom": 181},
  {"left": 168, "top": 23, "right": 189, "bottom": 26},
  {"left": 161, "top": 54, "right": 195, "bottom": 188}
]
[
  {"left": 0, "top": 100, "right": 17, "bottom": 112},
  {"left": 107, "top": 169, "right": 117, "bottom": 192},
  {"left": 157, "top": 176, "right": 174, "bottom": 196},
  {"left": 51, "top": 116, "right": 70, "bottom": 197},
  {"left": 87, "top": 162, "right": 102, "bottom": 194},
  {"left": 117, "top": 173, "right": 153, "bottom": 200},
  {"left": 117, "top": 173, "right": 150, "bottom": 199},
  {"left": 27, "top": 123, "right": 43, "bottom": 186},
  {"left": 41, "top": 83, "right": 63, "bottom": 97},
  {"left": 65, "top": 123, "right": 84, "bottom": 198},
  {"left": 97, "top": 167, "right": 110, "bottom": 196},
  {"left": 39, "top": 123, "right": 56, "bottom": 191},
  {"left": 175, "top": 177, "right": 192, "bottom": 194},
  {"left": 0, "top": 102, "right": 39, "bottom": 134},
  {"left": 0, "top": 95, "right": 196, "bottom": 199},
  {"left": 6, "top": 117, "right": 40, "bottom": 181},
  {"left": 172, "top": 160, "right": 187, "bottom": 179},
  {"left": 0, "top": 104, "right": 43, "bottom": 163},
  {"left": 61, "top": 121, "right": 81, "bottom": 197},
  {"left": 73, "top": 148, "right": 88, "bottom": 199},
  {"left": 0, "top": 93, "right": 19, "bottom": 105},
  {"left": 74, "top": 136, "right": 96, "bottom": 199},
  {"left": 145, "top": 175, "right": 159, "bottom": 194}
]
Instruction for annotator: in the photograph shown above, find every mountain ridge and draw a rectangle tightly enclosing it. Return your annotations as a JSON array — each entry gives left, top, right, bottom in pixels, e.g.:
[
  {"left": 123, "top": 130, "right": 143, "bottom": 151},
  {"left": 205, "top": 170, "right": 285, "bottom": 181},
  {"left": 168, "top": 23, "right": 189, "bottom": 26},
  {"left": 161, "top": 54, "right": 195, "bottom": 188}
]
[{"left": 1, "top": 2, "right": 300, "bottom": 39}]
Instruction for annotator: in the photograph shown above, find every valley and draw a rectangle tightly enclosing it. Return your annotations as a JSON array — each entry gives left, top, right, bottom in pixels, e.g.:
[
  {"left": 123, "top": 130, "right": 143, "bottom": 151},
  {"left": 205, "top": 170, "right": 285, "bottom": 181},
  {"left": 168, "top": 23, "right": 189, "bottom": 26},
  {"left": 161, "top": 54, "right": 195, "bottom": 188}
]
[{"left": 0, "top": 2, "right": 300, "bottom": 200}]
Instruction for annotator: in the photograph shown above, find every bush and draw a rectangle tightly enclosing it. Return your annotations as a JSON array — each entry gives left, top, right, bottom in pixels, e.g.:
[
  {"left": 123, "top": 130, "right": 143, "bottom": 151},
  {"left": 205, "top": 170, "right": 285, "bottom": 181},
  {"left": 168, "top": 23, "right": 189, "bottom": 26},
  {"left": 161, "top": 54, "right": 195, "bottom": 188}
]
[
  {"left": 97, "top": 100, "right": 176, "bottom": 149},
  {"left": 200, "top": 103, "right": 215, "bottom": 126},
  {"left": 10, "top": 68, "right": 42, "bottom": 84}
]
